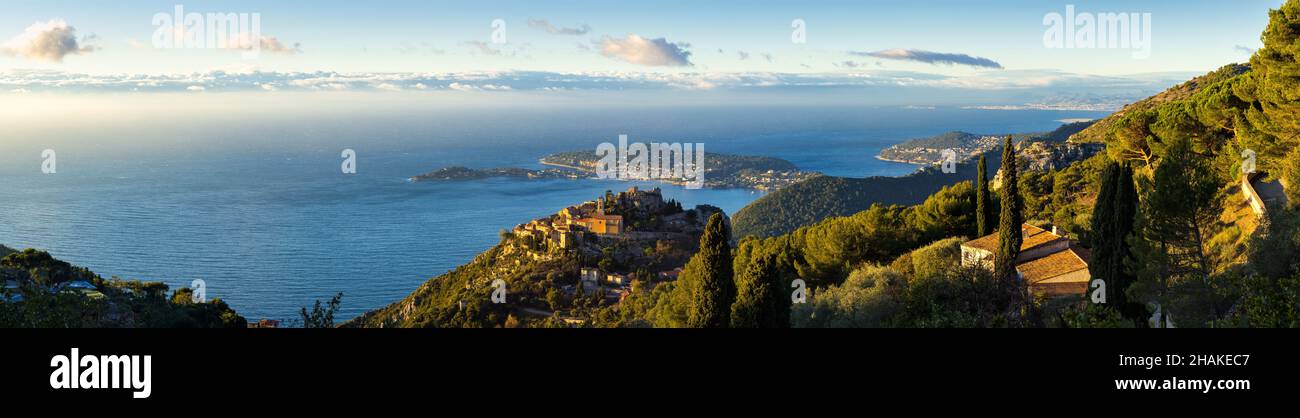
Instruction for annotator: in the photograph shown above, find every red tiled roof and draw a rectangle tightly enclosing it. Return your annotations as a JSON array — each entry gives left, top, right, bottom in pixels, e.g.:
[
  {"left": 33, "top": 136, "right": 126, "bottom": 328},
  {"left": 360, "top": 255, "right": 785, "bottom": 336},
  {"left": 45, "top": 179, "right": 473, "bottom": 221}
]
[
  {"left": 962, "top": 224, "right": 1062, "bottom": 253},
  {"left": 1017, "top": 247, "right": 1090, "bottom": 284}
]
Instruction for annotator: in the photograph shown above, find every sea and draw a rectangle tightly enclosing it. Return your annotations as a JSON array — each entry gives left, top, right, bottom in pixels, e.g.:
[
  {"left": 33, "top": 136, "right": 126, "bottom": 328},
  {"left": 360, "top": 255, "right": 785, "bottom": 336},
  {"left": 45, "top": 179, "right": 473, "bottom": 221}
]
[{"left": 0, "top": 105, "right": 1108, "bottom": 321}]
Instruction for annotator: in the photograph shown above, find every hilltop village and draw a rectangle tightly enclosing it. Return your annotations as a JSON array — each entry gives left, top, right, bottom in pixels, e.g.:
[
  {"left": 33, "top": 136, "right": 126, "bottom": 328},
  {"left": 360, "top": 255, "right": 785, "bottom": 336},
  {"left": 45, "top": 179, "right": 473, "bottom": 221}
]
[{"left": 508, "top": 186, "right": 720, "bottom": 306}]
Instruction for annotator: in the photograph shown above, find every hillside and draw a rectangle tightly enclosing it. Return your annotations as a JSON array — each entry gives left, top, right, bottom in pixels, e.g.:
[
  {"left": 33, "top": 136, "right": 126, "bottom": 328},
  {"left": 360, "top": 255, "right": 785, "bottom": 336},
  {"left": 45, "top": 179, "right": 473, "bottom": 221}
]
[
  {"left": 0, "top": 246, "right": 247, "bottom": 328},
  {"left": 732, "top": 155, "right": 1001, "bottom": 239},
  {"left": 345, "top": 188, "right": 721, "bottom": 328},
  {"left": 733, "top": 121, "right": 1096, "bottom": 239},
  {"left": 1067, "top": 64, "right": 1250, "bottom": 145}
]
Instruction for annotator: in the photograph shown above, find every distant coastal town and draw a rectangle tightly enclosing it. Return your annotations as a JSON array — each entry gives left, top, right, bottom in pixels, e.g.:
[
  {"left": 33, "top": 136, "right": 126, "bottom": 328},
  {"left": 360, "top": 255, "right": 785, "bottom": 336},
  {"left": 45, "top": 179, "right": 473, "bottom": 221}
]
[
  {"left": 411, "top": 150, "right": 820, "bottom": 191},
  {"left": 876, "top": 132, "right": 1004, "bottom": 165}
]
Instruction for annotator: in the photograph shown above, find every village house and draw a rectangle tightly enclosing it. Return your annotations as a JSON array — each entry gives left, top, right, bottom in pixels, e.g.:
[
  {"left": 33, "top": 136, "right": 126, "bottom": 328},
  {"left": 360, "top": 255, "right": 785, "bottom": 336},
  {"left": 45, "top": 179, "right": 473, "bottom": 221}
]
[
  {"left": 562, "top": 198, "right": 624, "bottom": 236},
  {"left": 605, "top": 273, "right": 630, "bottom": 286},
  {"left": 961, "top": 224, "right": 1092, "bottom": 298},
  {"left": 512, "top": 187, "right": 675, "bottom": 250},
  {"left": 248, "top": 319, "right": 281, "bottom": 328},
  {"left": 658, "top": 267, "right": 684, "bottom": 281},
  {"left": 580, "top": 267, "right": 601, "bottom": 288}
]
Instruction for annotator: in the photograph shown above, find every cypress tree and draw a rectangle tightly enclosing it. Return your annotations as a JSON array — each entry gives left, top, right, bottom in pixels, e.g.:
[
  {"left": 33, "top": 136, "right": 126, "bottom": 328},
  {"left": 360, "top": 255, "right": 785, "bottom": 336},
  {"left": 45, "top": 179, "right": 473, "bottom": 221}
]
[
  {"left": 730, "top": 250, "right": 791, "bottom": 328},
  {"left": 1112, "top": 164, "right": 1142, "bottom": 321},
  {"left": 976, "top": 155, "right": 993, "bottom": 237},
  {"left": 993, "top": 136, "right": 1023, "bottom": 284},
  {"left": 686, "top": 213, "right": 736, "bottom": 328},
  {"left": 1089, "top": 161, "right": 1120, "bottom": 295}
]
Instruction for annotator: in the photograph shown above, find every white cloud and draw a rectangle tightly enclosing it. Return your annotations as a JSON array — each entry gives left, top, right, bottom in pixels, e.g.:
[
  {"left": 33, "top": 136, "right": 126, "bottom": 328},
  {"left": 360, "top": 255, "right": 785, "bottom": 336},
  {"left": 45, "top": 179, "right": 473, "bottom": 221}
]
[
  {"left": 527, "top": 19, "right": 590, "bottom": 36},
  {"left": 220, "top": 33, "right": 301, "bottom": 54},
  {"left": 447, "top": 82, "right": 512, "bottom": 91},
  {"left": 2, "top": 19, "right": 97, "bottom": 62},
  {"left": 186, "top": 85, "right": 206, "bottom": 92},
  {"left": 852, "top": 49, "right": 1003, "bottom": 69},
  {"left": 447, "top": 82, "right": 479, "bottom": 91},
  {"left": 596, "top": 34, "right": 692, "bottom": 67},
  {"left": 464, "top": 40, "right": 501, "bottom": 56}
]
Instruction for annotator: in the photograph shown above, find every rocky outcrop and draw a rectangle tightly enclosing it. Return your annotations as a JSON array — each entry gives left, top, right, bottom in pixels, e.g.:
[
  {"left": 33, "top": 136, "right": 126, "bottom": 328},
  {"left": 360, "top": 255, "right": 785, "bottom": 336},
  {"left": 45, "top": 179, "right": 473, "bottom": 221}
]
[{"left": 993, "top": 141, "right": 1105, "bottom": 188}]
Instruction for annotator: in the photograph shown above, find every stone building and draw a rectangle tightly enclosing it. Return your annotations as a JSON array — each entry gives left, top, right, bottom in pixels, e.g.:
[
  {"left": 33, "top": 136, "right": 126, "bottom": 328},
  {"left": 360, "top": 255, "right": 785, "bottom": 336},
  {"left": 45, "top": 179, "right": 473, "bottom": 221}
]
[{"left": 961, "top": 224, "right": 1091, "bottom": 298}]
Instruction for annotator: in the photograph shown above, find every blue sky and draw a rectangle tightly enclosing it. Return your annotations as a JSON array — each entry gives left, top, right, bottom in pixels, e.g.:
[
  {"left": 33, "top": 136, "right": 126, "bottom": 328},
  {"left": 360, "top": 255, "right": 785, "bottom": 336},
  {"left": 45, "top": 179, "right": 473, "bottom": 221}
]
[{"left": 0, "top": 0, "right": 1286, "bottom": 105}]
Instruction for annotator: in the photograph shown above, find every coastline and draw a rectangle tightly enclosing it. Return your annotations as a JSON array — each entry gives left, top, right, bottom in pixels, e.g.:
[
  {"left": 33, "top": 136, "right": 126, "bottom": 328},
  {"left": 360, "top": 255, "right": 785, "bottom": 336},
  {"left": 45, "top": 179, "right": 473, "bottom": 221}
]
[
  {"left": 538, "top": 160, "right": 593, "bottom": 172},
  {"left": 873, "top": 155, "right": 930, "bottom": 166}
]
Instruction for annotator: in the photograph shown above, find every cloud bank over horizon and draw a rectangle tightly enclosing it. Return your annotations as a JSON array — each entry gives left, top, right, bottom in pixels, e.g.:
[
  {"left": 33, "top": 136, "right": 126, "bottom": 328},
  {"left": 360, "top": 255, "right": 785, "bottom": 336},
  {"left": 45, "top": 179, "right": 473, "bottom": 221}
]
[{"left": 0, "top": 68, "right": 1196, "bottom": 110}]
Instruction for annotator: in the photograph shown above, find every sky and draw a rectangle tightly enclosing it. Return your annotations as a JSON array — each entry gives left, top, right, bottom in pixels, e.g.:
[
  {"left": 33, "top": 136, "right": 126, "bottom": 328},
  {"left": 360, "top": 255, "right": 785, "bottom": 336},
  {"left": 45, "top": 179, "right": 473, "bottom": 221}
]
[{"left": 0, "top": 0, "right": 1286, "bottom": 104}]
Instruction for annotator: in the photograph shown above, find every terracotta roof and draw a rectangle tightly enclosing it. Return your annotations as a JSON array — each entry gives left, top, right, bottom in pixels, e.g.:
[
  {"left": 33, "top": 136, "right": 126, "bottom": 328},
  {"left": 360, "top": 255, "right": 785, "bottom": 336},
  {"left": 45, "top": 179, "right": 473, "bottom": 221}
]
[
  {"left": 1017, "top": 246, "right": 1089, "bottom": 284},
  {"left": 962, "top": 224, "right": 1062, "bottom": 253}
]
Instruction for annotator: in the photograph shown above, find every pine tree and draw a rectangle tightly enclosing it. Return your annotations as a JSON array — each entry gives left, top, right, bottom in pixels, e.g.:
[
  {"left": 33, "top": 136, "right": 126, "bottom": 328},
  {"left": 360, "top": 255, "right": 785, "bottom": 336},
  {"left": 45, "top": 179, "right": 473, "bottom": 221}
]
[
  {"left": 685, "top": 213, "right": 736, "bottom": 328},
  {"left": 1235, "top": 0, "right": 1300, "bottom": 175},
  {"left": 1131, "top": 137, "right": 1225, "bottom": 325},
  {"left": 1143, "top": 137, "right": 1223, "bottom": 284},
  {"left": 994, "top": 136, "right": 1023, "bottom": 284},
  {"left": 976, "top": 155, "right": 993, "bottom": 237}
]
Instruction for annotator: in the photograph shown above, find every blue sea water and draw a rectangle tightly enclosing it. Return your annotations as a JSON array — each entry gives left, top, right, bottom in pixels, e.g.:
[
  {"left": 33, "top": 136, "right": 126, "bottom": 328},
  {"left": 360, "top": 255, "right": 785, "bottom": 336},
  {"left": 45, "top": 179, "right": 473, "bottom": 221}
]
[{"left": 0, "top": 106, "right": 1106, "bottom": 321}]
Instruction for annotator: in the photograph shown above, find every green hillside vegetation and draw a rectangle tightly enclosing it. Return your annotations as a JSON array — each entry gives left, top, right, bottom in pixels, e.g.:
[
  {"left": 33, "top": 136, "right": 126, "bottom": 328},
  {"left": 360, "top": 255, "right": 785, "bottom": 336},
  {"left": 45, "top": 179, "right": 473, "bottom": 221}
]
[
  {"left": 1068, "top": 64, "right": 1250, "bottom": 146},
  {"left": 345, "top": 237, "right": 582, "bottom": 328},
  {"left": 0, "top": 248, "right": 247, "bottom": 328},
  {"left": 733, "top": 155, "right": 1001, "bottom": 239},
  {"left": 594, "top": 181, "right": 984, "bottom": 328}
]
